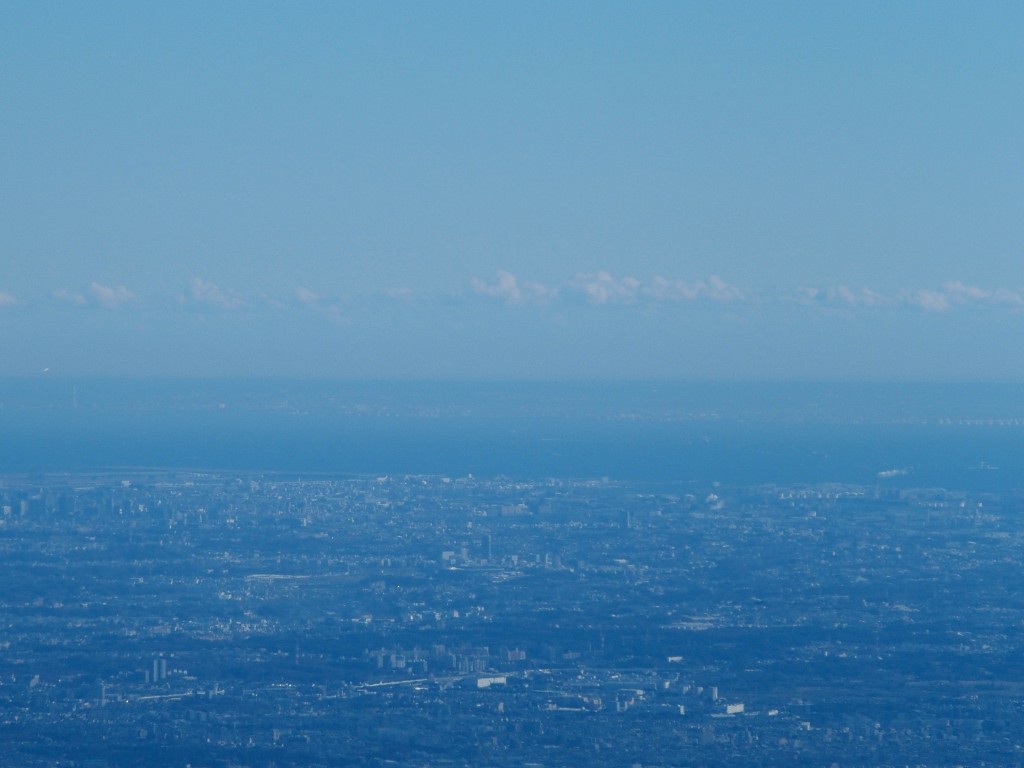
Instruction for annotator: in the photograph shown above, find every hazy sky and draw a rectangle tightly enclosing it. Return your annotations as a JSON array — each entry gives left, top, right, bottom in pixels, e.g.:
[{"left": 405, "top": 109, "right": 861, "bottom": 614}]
[{"left": 2, "top": 1, "right": 1022, "bottom": 379}]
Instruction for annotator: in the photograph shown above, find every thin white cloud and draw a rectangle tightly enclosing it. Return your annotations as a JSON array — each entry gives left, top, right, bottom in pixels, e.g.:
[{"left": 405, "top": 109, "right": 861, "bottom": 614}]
[
  {"left": 471, "top": 270, "right": 522, "bottom": 304},
  {"left": 472, "top": 270, "right": 742, "bottom": 307},
  {"left": 471, "top": 270, "right": 556, "bottom": 305},
  {"left": 907, "top": 288, "right": 951, "bottom": 313},
  {"left": 53, "top": 289, "right": 88, "bottom": 306},
  {"left": 294, "top": 287, "right": 321, "bottom": 306},
  {"left": 942, "top": 281, "right": 989, "bottom": 303},
  {"left": 570, "top": 272, "right": 743, "bottom": 305},
  {"left": 258, "top": 293, "right": 287, "bottom": 310},
  {"left": 384, "top": 286, "right": 414, "bottom": 301},
  {"left": 702, "top": 275, "right": 745, "bottom": 302},
  {"left": 796, "top": 281, "right": 1024, "bottom": 313},
  {"left": 187, "top": 278, "right": 244, "bottom": 310},
  {"left": 0, "top": 291, "right": 18, "bottom": 307},
  {"left": 941, "top": 281, "right": 1024, "bottom": 308},
  {"left": 646, "top": 274, "right": 744, "bottom": 303},
  {"left": 571, "top": 271, "right": 641, "bottom": 304},
  {"left": 990, "top": 288, "right": 1024, "bottom": 307},
  {"left": 838, "top": 286, "right": 886, "bottom": 307},
  {"left": 291, "top": 286, "right": 345, "bottom": 323},
  {"left": 89, "top": 282, "right": 135, "bottom": 309},
  {"left": 649, "top": 276, "right": 702, "bottom": 301},
  {"left": 796, "top": 285, "right": 888, "bottom": 308},
  {"left": 53, "top": 283, "right": 135, "bottom": 309}
]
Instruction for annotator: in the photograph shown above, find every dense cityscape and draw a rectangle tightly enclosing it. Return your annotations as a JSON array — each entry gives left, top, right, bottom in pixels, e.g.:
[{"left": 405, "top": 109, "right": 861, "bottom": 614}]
[{"left": 2, "top": 470, "right": 1022, "bottom": 766}]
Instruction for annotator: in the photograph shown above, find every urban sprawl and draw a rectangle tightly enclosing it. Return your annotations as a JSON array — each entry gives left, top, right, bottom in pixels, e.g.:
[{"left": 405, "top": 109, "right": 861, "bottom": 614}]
[{"left": 0, "top": 472, "right": 1021, "bottom": 766}]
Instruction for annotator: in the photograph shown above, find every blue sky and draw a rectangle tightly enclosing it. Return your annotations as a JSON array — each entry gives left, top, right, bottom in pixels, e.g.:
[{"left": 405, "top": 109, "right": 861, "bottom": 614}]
[{"left": 2, "top": 1, "right": 1022, "bottom": 379}]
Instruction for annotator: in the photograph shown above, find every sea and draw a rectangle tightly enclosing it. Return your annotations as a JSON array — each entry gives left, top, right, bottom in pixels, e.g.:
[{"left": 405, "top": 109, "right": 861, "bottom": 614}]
[{"left": 0, "top": 378, "right": 1022, "bottom": 492}]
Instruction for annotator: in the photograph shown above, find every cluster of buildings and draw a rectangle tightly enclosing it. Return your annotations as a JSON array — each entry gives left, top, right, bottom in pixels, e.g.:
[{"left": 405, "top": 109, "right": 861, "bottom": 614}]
[{"left": 0, "top": 471, "right": 1022, "bottom": 766}]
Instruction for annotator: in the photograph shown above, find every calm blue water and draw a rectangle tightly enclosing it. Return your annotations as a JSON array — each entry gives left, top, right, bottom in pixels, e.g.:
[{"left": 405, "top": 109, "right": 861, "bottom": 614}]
[{"left": 0, "top": 379, "right": 1021, "bottom": 490}]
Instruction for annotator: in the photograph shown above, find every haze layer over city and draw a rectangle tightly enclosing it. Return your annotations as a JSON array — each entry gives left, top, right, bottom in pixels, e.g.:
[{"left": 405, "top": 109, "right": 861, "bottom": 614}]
[{"left": 3, "top": 2, "right": 1024, "bottom": 767}]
